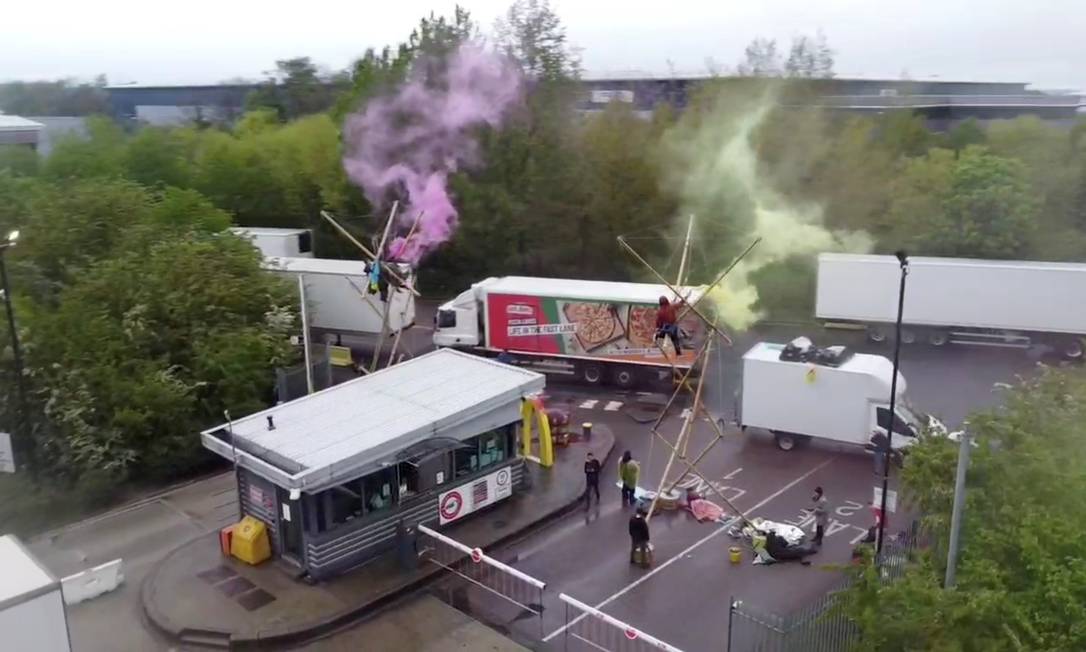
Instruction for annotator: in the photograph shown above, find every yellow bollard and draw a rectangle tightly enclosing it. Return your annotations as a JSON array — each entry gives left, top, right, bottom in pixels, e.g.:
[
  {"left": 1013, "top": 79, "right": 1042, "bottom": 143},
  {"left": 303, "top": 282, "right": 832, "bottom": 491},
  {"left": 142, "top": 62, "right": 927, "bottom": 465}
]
[{"left": 729, "top": 546, "right": 742, "bottom": 564}]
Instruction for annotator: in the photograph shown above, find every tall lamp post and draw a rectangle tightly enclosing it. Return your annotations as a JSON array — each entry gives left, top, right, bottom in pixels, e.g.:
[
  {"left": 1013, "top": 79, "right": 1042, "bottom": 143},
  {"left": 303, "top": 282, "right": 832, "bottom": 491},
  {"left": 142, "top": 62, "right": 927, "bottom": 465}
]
[
  {"left": 877, "top": 249, "right": 909, "bottom": 555},
  {"left": 0, "top": 229, "right": 30, "bottom": 470}
]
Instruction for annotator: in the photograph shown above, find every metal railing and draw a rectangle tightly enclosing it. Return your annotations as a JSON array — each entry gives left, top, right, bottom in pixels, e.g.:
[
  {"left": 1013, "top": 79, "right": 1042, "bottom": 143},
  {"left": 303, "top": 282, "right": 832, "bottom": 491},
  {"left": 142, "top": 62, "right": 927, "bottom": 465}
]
[
  {"left": 559, "top": 593, "right": 685, "bottom": 652},
  {"left": 418, "top": 524, "right": 546, "bottom": 637},
  {"left": 727, "top": 527, "right": 919, "bottom": 652}
]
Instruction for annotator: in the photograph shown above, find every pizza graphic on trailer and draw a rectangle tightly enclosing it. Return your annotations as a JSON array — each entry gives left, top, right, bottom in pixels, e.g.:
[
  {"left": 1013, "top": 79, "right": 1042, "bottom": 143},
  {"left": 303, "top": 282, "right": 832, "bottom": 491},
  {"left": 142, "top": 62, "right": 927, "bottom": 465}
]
[{"left": 440, "top": 490, "right": 464, "bottom": 521}]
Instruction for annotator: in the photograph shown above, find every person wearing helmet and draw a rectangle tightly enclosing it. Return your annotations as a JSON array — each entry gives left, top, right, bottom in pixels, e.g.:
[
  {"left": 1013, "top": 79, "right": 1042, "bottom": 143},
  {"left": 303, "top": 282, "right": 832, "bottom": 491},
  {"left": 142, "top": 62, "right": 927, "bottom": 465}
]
[{"left": 654, "top": 296, "right": 682, "bottom": 355}]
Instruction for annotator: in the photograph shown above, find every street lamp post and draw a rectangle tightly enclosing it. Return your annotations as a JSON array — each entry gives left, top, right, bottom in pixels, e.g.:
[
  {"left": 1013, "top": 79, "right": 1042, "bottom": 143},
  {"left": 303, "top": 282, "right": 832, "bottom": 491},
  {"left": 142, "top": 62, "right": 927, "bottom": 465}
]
[
  {"left": 0, "top": 229, "right": 30, "bottom": 470},
  {"left": 877, "top": 250, "right": 909, "bottom": 555}
]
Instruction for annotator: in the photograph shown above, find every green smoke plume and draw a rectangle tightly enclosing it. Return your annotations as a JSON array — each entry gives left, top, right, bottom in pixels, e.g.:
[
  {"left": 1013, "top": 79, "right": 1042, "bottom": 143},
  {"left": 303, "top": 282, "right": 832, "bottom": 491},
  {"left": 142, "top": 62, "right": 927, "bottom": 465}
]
[{"left": 663, "top": 84, "right": 872, "bottom": 331}]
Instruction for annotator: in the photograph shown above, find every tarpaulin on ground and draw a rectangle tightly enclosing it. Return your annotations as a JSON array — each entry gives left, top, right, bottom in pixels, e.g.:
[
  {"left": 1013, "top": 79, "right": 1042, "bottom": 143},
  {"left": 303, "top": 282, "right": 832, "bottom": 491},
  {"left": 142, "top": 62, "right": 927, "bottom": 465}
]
[{"left": 688, "top": 498, "right": 726, "bottom": 523}]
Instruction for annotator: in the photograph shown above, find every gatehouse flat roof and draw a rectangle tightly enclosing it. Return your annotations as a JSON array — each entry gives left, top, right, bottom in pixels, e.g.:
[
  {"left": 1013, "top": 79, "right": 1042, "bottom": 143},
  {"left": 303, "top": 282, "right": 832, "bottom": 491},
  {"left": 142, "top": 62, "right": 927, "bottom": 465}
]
[{"left": 201, "top": 348, "right": 544, "bottom": 491}]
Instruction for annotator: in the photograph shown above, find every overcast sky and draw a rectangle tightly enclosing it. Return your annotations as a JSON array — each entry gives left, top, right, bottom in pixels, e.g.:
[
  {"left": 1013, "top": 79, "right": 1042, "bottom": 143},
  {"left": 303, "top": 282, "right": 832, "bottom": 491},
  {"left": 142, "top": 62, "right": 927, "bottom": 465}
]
[{"left": 2, "top": 0, "right": 1083, "bottom": 90}]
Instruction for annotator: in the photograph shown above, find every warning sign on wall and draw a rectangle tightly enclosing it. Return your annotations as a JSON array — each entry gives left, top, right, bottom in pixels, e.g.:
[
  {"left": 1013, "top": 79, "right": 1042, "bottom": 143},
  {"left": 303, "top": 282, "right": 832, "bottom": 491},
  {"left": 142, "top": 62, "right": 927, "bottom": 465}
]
[{"left": 438, "top": 467, "right": 514, "bottom": 525}]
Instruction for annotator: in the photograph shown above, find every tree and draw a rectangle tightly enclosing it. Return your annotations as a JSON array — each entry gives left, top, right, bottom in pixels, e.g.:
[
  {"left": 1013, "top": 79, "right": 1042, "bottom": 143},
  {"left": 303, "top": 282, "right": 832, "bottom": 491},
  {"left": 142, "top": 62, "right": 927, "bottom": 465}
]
[
  {"left": 246, "top": 57, "right": 343, "bottom": 121},
  {"left": 887, "top": 146, "right": 1036, "bottom": 259},
  {"left": 18, "top": 178, "right": 155, "bottom": 297},
  {"left": 495, "top": 0, "right": 581, "bottom": 80},
  {"left": 334, "top": 7, "right": 477, "bottom": 119},
  {"left": 943, "top": 118, "right": 987, "bottom": 152},
  {"left": 24, "top": 234, "right": 296, "bottom": 483},
  {"left": 0, "top": 78, "right": 109, "bottom": 116},
  {"left": 42, "top": 116, "right": 127, "bottom": 180},
  {"left": 0, "top": 146, "right": 40, "bottom": 177},
  {"left": 844, "top": 367, "right": 1086, "bottom": 651},
  {"left": 784, "top": 31, "right": 835, "bottom": 78},
  {"left": 121, "top": 126, "right": 194, "bottom": 188},
  {"left": 736, "top": 38, "right": 782, "bottom": 77}
]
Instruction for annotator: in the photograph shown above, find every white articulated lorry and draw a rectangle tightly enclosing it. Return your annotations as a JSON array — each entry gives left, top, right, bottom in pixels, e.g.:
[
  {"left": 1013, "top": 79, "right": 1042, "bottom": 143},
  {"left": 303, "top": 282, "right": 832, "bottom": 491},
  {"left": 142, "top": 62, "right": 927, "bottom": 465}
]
[
  {"left": 0, "top": 535, "right": 72, "bottom": 652},
  {"left": 738, "top": 340, "right": 947, "bottom": 451},
  {"left": 434, "top": 276, "right": 707, "bottom": 387},
  {"left": 816, "top": 253, "right": 1086, "bottom": 358}
]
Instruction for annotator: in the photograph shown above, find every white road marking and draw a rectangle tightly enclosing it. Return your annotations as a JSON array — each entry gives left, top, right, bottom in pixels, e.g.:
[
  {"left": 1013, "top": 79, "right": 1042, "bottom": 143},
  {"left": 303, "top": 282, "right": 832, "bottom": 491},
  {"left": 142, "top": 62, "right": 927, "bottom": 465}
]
[
  {"left": 542, "top": 456, "right": 839, "bottom": 642},
  {"left": 604, "top": 401, "right": 623, "bottom": 412},
  {"left": 723, "top": 467, "right": 743, "bottom": 480},
  {"left": 579, "top": 400, "right": 599, "bottom": 409}
]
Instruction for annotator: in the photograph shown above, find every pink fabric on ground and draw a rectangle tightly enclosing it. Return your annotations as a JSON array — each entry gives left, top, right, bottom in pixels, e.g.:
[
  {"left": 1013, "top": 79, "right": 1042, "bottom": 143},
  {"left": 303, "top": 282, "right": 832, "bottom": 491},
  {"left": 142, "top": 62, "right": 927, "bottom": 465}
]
[{"left": 689, "top": 499, "right": 726, "bottom": 522}]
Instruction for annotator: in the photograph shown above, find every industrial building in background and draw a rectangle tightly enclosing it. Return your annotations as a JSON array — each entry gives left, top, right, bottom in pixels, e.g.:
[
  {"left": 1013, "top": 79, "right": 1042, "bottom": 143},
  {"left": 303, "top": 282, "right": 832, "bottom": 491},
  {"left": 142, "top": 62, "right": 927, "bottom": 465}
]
[{"left": 104, "top": 76, "right": 1083, "bottom": 128}]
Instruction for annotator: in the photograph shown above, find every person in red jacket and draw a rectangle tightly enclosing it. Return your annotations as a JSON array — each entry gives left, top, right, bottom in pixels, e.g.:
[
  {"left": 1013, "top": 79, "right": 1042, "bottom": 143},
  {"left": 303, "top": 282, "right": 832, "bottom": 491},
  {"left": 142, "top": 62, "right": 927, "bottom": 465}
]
[{"left": 654, "top": 296, "right": 682, "bottom": 354}]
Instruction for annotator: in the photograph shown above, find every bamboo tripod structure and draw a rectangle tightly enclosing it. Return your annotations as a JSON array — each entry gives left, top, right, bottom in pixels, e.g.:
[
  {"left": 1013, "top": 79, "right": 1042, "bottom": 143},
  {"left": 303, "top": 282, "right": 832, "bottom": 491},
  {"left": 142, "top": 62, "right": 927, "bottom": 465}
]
[
  {"left": 318, "top": 206, "right": 420, "bottom": 372},
  {"left": 619, "top": 229, "right": 761, "bottom": 528}
]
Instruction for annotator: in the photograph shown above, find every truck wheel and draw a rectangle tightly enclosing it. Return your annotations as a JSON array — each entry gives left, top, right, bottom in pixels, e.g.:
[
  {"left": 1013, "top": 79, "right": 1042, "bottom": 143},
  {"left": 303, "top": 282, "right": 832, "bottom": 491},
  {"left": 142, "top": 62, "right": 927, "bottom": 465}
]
[
  {"left": 866, "top": 326, "right": 887, "bottom": 343},
  {"left": 773, "top": 431, "right": 797, "bottom": 451},
  {"left": 613, "top": 366, "right": 638, "bottom": 389},
  {"left": 928, "top": 330, "right": 949, "bottom": 347},
  {"left": 581, "top": 363, "right": 604, "bottom": 385}
]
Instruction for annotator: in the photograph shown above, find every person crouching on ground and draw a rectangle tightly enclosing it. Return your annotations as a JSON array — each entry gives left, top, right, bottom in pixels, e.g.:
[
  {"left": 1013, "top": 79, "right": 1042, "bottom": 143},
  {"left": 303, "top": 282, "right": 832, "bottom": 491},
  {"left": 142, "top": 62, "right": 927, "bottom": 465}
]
[
  {"left": 654, "top": 296, "right": 682, "bottom": 355},
  {"left": 629, "top": 507, "right": 650, "bottom": 564},
  {"left": 618, "top": 451, "right": 639, "bottom": 507}
]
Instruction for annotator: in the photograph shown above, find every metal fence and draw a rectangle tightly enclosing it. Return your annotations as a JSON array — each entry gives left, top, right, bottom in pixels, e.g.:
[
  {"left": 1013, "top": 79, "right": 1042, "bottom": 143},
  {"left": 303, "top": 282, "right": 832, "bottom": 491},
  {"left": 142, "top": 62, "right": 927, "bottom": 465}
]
[
  {"left": 559, "top": 593, "right": 685, "bottom": 652},
  {"left": 275, "top": 346, "right": 332, "bottom": 401},
  {"left": 727, "top": 527, "right": 920, "bottom": 652},
  {"left": 418, "top": 524, "right": 547, "bottom": 638}
]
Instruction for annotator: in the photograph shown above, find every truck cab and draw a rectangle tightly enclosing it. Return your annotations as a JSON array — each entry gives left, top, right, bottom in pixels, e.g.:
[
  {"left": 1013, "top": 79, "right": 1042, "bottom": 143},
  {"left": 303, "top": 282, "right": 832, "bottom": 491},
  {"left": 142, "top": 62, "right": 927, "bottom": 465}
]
[{"left": 433, "top": 278, "right": 498, "bottom": 348}]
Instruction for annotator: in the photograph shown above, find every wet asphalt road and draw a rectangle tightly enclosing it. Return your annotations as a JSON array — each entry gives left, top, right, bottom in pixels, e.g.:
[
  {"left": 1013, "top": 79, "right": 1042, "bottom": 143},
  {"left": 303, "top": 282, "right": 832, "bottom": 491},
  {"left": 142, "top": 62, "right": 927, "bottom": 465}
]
[{"left": 435, "top": 324, "right": 1053, "bottom": 652}]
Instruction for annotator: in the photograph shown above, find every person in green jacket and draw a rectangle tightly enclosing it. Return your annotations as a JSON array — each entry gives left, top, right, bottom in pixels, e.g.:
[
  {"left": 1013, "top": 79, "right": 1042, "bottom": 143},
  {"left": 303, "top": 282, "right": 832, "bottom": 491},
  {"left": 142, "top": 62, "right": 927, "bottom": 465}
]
[{"left": 619, "top": 450, "right": 640, "bottom": 507}]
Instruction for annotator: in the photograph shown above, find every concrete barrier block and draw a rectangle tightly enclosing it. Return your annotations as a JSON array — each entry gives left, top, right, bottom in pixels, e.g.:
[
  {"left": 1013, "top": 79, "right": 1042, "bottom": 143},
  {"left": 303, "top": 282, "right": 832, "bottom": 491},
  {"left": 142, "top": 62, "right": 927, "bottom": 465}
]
[{"left": 61, "top": 558, "right": 124, "bottom": 605}]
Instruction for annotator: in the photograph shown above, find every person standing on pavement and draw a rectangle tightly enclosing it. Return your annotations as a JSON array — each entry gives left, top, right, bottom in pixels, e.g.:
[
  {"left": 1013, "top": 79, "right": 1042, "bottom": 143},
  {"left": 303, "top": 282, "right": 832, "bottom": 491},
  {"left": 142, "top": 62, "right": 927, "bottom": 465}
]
[
  {"left": 583, "top": 452, "right": 601, "bottom": 506},
  {"left": 618, "top": 451, "right": 640, "bottom": 507},
  {"left": 629, "top": 507, "right": 650, "bottom": 564},
  {"left": 811, "top": 486, "right": 829, "bottom": 546}
]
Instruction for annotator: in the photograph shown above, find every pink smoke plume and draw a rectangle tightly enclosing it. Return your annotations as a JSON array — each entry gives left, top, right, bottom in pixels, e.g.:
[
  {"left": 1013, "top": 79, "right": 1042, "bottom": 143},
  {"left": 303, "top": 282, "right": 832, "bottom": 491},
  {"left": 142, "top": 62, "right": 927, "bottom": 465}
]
[{"left": 342, "top": 43, "right": 524, "bottom": 264}]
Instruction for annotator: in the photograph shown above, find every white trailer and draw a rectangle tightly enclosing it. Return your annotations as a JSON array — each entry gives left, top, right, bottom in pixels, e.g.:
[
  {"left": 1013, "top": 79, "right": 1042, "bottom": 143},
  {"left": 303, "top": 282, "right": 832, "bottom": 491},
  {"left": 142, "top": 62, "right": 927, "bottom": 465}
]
[
  {"left": 0, "top": 535, "right": 72, "bottom": 652},
  {"left": 231, "top": 227, "right": 314, "bottom": 258},
  {"left": 266, "top": 256, "right": 416, "bottom": 336},
  {"left": 738, "top": 341, "right": 945, "bottom": 451},
  {"left": 816, "top": 253, "right": 1086, "bottom": 358}
]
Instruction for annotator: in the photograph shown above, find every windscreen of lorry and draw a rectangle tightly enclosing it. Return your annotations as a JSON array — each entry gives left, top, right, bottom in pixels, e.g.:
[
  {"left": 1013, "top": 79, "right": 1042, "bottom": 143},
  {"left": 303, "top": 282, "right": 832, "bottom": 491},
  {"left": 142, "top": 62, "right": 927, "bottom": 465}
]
[
  {"left": 898, "top": 400, "right": 925, "bottom": 431},
  {"left": 877, "top": 407, "right": 917, "bottom": 438},
  {"left": 437, "top": 309, "right": 457, "bottom": 328}
]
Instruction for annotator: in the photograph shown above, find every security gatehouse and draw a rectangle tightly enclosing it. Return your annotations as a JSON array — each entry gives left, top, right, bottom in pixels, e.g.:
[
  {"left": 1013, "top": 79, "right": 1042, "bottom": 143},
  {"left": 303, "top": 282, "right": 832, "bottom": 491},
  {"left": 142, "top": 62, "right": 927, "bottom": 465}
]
[{"left": 201, "top": 348, "right": 545, "bottom": 580}]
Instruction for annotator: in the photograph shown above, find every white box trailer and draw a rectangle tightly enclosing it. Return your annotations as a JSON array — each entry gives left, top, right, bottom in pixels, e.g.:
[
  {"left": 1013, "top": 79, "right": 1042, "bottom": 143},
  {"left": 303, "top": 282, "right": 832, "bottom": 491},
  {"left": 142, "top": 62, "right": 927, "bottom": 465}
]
[
  {"left": 816, "top": 253, "right": 1086, "bottom": 358},
  {"left": 738, "top": 342, "right": 946, "bottom": 451},
  {"left": 231, "top": 227, "right": 314, "bottom": 258},
  {"left": 0, "top": 535, "right": 72, "bottom": 652},
  {"left": 266, "top": 256, "right": 416, "bottom": 335}
]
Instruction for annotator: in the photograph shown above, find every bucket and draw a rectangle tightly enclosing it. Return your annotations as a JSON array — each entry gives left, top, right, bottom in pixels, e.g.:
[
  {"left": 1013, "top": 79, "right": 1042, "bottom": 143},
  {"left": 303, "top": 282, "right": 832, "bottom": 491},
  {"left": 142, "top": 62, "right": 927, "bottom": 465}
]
[{"left": 729, "top": 546, "right": 742, "bottom": 564}]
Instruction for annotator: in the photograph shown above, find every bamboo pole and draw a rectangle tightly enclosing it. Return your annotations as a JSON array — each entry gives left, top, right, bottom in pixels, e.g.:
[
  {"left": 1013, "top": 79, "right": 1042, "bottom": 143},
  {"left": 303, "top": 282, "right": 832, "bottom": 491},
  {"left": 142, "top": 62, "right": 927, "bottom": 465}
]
[
  {"left": 647, "top": 338, "right": 709, "bottom": 524},
  {"left": 375, "top": 200, "right": 399, "bottom": 259},
  {"left": 676, "top": 214, "right": 695, "bottom": 287}
]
